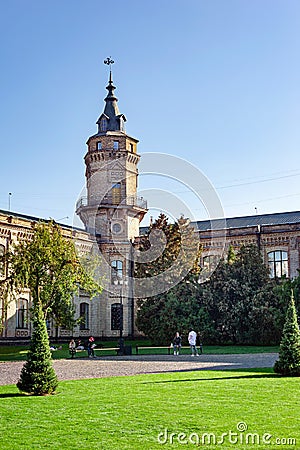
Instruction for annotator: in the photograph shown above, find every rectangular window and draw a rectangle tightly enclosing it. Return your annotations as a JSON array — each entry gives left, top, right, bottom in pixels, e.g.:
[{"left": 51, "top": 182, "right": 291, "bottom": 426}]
[
  {"left": 111, "top": 182, "right": 121, "bottom": 204},
  {"left": 111, "top": 260, "right": 123, "bottom": 283},
  {"left": 113, "top": 141, "right": 119, "bottom": 150},
  {"left": 16, "top": 298, "right": 28, "bottom": 329},
  {"left": 97, "top": 142, "right": 102, "bottom": 150},
  {"left": 79, "top": 302, "right": 89, "bottom": 330}
]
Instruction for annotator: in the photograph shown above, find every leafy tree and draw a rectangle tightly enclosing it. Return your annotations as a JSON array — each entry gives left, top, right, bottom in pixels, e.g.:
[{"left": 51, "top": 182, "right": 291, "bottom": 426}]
[
  {"left": 7, "top": 221, "right": 102, "bottom": 328},
  {"left": 274, "top": 291, "right": 300, "bottom": 376},
  {"left": 203, "top": 245, "right": 280, "bottom": 344},
  {"left": 137, "top": 242, "right": 285, "bottom": 346},
  {"left": 6, "top": 221, "right": 102, "bottom": 395},
  {"left": 135, "top": 214, "right": 202, "bottom": 343},
  {"left": 135, "top": 213, "right": 201, "bottom": 293}
]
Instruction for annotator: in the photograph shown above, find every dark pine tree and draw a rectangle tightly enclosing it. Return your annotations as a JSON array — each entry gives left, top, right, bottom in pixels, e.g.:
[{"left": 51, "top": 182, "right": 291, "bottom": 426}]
[
  {"left": 17, "top": 307, "right": 58, "bottom": 395},
  {"left": 274, "top": 291, "right": 300, "bottom": 377}
]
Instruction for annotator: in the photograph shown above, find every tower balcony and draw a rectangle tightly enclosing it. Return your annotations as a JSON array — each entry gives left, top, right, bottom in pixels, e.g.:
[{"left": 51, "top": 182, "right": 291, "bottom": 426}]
[{"left": 76, "top": 195, "right": 147, "bottom": 212}]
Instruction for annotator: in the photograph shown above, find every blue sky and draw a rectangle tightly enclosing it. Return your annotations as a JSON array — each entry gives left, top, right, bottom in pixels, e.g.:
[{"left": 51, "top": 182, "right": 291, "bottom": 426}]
[{"left": 0, "top": 0, "right": 299, "bottom": 226}]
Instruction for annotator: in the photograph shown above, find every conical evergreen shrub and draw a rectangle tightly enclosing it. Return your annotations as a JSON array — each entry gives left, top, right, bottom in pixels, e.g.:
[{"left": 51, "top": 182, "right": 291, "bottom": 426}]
[
  {"left": 17, "top": 308, "right": 58, "bottom": 395},
  {"left": 274, "top": 291, "right": 300, "bottom": 376}
]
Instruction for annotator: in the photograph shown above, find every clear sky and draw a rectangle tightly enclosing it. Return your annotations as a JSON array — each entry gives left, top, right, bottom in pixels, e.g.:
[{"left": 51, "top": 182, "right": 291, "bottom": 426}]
[{"left": 0, "top": 0, "right": 299, "bottom": 227}]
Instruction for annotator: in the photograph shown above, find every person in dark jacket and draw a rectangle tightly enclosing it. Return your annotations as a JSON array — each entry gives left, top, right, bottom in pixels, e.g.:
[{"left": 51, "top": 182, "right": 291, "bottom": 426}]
[
  {"left": 173, "top": 332, "right": 182, "bottom": 355},
  {"left": 196, "top": 332, "right": 203, "bottom": 354}
]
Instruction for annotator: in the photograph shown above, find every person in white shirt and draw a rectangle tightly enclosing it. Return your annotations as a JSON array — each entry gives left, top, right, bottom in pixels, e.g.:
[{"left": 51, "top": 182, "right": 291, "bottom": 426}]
[{"left": 188, "top": 329, "right": 198, "bottom": 356}]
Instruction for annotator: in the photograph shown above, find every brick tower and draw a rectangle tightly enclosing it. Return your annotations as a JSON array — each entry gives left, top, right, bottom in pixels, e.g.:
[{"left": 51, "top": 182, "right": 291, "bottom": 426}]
[{"left": 76, "top": 59, "right": 147, "bottom": 338}]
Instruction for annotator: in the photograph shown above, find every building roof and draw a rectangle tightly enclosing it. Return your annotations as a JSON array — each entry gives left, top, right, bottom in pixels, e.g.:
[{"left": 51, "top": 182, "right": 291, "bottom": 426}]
[
  {"left": 96, "top": 69, "right": 126, "bottom": 133},
  {"left": 0, "top": 208, "right": 85, "bottom": 232},
  {"left": 193, "top": 210, "right": 300, "bottom": 231}
]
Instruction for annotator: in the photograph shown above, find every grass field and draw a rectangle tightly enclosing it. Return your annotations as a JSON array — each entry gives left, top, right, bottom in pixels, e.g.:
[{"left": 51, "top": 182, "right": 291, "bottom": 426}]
[
  {"left": 0, "top": 343, "right": 279, "bottom": 361},
  {"left": 0, "top": 368, "right": 298, "bottom": 449}
]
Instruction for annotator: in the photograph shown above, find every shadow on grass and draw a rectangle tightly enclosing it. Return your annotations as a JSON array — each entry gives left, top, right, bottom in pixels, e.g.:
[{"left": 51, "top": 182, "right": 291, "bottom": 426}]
[
  {"left": 142, "top": 368, "right": 278, "bottom": 384},
  {"left": 0, "top": 392, "right": 27, "bottom": 398}
]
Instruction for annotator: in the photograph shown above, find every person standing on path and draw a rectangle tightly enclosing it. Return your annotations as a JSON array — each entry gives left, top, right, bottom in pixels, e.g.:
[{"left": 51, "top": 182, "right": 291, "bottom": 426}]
[
  {"left": 87, "top": 336, "right": 96, "bottom": 358},
  {"left": 196, "top": 332, "right": 203, "bottom": 354},
  {"left": 188, "top": 329, "right": 198, "bottom": 356}
]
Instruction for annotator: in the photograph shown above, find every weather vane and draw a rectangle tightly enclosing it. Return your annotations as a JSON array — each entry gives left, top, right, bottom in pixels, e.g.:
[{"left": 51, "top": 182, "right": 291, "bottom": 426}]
[{"left": 104, "top": 57, "right": 115, "bottom": 68}]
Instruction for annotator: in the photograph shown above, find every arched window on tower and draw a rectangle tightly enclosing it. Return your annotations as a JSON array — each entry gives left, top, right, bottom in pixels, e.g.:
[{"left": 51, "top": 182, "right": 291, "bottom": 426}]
[
  {"left": 16, "top": 298, "right": 28, "bottom": 329},
  {"left": 111, "top": 260, "right": 123, "bottom": 283},
  {"left": 79, "top": 302, "right": 89, "bottom": 330},
  {"left": 268, "top": 250, "right": 288, "bottom": 278}
]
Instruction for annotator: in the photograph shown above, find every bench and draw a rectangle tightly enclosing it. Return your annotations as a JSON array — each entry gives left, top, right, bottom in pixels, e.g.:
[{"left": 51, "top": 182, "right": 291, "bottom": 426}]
[{"left": 135, "top": 345, "right": 203, "bottom": 355}]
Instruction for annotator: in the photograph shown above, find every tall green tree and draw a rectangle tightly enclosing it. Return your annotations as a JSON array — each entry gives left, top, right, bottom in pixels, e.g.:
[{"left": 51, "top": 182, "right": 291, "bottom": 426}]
[
  {"left": 274, "top": 291, "right": 300, "bottom": 376},
  {"left": 203, "top": 245, "right": 280, "bottom": 344},
  {"left": 6, "top": 221, "right": 102, "bottom": 395},
  {"left": 135, "top": 213, "right": 202, "bottom": 344}
]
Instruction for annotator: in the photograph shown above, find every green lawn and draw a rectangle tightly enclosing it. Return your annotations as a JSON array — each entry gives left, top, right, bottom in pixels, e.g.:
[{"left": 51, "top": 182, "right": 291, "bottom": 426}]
[
  {"left": 0, "top": 369, "right": 298, "bottom": 449},
  {"left": 0, "top": 343, "right": 279, "bottom": 361}
]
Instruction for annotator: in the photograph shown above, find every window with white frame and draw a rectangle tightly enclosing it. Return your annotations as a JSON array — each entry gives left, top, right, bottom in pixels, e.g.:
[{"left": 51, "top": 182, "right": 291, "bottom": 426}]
[
  {"left": 111, "top": 260, "right": 123, "bottom": 283},
  {"left": 268, "top": 250, "right": 288, "bottom": 278}
]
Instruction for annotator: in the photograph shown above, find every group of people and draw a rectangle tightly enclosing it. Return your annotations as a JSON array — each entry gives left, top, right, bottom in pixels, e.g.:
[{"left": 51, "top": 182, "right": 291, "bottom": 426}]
[
  {"left": 68, "top": 337, "right": 96, "bottom": 358},
  {"left": 172, "top": 329, "right": 203, "bottom": 356}
]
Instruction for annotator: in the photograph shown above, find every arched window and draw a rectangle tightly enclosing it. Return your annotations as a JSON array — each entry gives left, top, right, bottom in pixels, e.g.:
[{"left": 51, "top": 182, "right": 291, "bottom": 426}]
[
  {"left": 268, "top": 250, "right": 288, "bottom": 278},
  {"left": 111, "top": 260, "right": 123, "bottom": 283},
  {"left": 16, "top": 298, "right": 28, "bottom": 329},
  {"left": 79, "top": 302, "right": 89, "bottom": 330},
  {"left": 111, "top": 303, "right": 123, "bottom": 330},
  {"left": 0, "top": 244, "right": 5, "bottom": 277}
]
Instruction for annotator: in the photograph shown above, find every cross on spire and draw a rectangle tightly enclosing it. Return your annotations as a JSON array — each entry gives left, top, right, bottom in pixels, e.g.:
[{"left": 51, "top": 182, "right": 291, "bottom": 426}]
[
  {"left": 104, "top": 56, "right": 115, "bottom": 68},
  {"left": 104, "top": 57, "right": 114, "bottom": 83}
]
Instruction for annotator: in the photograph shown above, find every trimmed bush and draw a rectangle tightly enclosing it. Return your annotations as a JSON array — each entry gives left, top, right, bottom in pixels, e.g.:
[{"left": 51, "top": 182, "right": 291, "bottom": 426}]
[{"left": 17, "top": 309, "right": 58, "bottom": 395}]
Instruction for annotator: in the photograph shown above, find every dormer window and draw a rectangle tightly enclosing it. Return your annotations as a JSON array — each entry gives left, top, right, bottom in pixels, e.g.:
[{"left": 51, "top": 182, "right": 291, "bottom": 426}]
[
  {"left": 100, "top": 117, "right": 107, "bottom": 132},
  {"left": 113, "top": 141, "right": 119, "bottom": 150},
  {"left": 97, "top": 142, "right": 102, "bottom": 150}
]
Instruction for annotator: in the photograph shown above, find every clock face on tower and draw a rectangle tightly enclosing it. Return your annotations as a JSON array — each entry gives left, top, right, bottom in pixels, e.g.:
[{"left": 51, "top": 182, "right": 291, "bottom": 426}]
[{"left": 112, "top": 222, "right": 122, "bottom": 234}]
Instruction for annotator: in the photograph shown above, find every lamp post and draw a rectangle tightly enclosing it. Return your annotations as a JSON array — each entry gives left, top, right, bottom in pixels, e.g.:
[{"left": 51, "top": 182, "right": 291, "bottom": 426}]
[{"left": 114, "top": 278, "right": 128, "bottom": 354}]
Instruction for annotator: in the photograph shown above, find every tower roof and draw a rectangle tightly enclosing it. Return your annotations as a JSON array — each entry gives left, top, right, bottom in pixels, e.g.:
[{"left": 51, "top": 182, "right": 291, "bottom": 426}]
[{"left": 96, "top": 59, "right": 127, "bottom": 133}]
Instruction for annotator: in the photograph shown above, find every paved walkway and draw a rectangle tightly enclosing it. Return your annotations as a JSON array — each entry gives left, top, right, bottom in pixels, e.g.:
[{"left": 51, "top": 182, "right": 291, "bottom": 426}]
[{"left": 0, "top": 353, "right": 278, "bottom": 386}]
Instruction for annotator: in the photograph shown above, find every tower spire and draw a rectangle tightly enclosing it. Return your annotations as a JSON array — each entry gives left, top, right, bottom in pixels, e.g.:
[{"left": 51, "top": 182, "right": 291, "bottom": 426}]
[{"left": 97, "top": 57, "right": 126, "bottom": 133}]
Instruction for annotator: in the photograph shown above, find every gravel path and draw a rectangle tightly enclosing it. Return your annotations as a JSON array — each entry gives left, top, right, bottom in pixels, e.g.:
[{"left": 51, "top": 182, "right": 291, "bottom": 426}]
[{"left": 0, "top": 353, "right": 278, "bottom": 386}]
